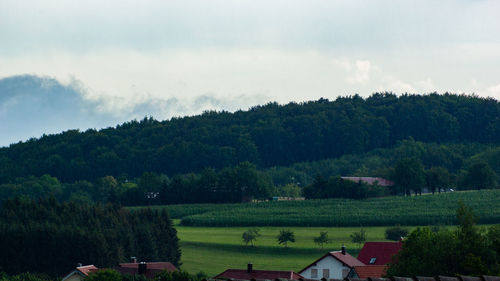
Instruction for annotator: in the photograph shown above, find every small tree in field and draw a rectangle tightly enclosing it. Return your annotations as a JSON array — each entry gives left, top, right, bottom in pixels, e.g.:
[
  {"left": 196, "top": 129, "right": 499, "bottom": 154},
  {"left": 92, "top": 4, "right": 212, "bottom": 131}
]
[
  {"left": 385, "top": 226, "right": 409, "bottom": 241},
  {"left": 242, "top": 228, "right": 261, "bottom": 246},
  {"left": 277, "top": 229, "right": 295, "bottom": 248},
  {"left": 350, "top": 229, "right": 366, "bottom": 248},
  {"left": 314, "top": 231, "right": 330, "bottom": 249}
]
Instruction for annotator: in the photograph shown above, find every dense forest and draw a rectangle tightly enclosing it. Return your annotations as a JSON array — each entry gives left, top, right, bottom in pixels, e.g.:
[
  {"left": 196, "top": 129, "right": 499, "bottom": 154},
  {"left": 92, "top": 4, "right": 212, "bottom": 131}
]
[
  {"left": 0, "top": 93, "right": 498, "bottom": 205},
  {"left": 0, "top": 198, "right": 180, "bottom": 276},
  {"left": 0, "top": 93, "right": 498, "bottom": 183}
]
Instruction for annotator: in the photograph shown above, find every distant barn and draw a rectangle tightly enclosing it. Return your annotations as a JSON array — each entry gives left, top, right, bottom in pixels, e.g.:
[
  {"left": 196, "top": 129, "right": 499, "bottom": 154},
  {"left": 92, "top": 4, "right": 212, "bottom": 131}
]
[{"left": 341, "top": 177, "right": 394, "bottom": 187}]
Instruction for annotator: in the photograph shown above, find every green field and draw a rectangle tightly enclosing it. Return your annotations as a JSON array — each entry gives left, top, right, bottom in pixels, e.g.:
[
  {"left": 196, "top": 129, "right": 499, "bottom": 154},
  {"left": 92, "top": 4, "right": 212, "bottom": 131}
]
[
  {"left": 135, "top": 190, "right": 500, "bottom": 275},
  {"left": 176, "top": 225, "right": 395, "bottom": 276},
  {"left": 147, "top": 190, "right": 500, "bottom": 227}
]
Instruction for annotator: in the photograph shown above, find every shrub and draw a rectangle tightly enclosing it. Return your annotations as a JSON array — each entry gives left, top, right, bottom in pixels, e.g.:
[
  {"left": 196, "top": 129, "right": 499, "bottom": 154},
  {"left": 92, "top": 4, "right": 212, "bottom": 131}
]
[{"left": 385, "top": 226, "right": 409, "bottom": 241}]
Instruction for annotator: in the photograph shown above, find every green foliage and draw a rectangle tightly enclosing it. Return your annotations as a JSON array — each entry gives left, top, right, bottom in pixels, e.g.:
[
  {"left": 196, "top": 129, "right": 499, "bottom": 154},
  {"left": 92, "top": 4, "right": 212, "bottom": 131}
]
[
  {"left": 393, "top": 158, "right": 425, "bottom": 195},
  {"left": 0, "top": 94, "right": 498, "bottom": 185},
  {"left": 426, "top": 166, "right": 451, "bottom": 194},
  {"left": 168, "top": 190, "right": 500, "bottom": 227},
  {"left": 350, "top": 229, "right": 366, "bottom": 247},
  {"left": 85, "top": 269, "right": 122, "bottom": 281},
  {"left": 0, "top": 198, "right": 180, "bottom": 276},
  {"left": 156, "top": 270, "right": 194, "bottom": 281},
  {"left": 303, "top": 175, "right": 389, "bottom": 199},
  {"left": 277, "top": 229, "right": 295, "bottom": 248},
  {"left": 242, "top": 228, "right": 261, "bottom": 246},
  {"left": 386, "top": 204, "right": 500, "bottom": 276},
  {"left": 0, "top": 272, "right": 55, "bottom": 281},
  {"left": 313, "top": 231, "right": 330, "bottom": 249},
  {"left": 385, "top": 226, "right": 409, "bottom": 241},
  {"left": 464, "top": 162, "right": 498, "bottom": 190}
]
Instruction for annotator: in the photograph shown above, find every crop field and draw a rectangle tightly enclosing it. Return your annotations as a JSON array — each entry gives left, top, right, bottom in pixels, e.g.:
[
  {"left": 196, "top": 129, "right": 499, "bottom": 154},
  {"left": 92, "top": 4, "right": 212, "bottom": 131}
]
[
  {"left": 148, "top": 190, "right": 500, "bottom": 227},
  {"left": 176, "top": 225, "right": 395, "bottom": 276}
]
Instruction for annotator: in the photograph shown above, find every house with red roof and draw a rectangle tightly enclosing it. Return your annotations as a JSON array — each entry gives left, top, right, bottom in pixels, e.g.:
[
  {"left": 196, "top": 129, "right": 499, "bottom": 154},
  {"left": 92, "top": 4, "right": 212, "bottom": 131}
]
[
  {"left": 62, "top": 260, "right": 177, "bottom": 280},
  {"left": 299, "top": 246, "right": 365, "bottom": 280},
  {"left": 348, "top": 265, "right": 388, "bottom": 278},
  {"left": 214, "top": 264, "right": 304, "bottom": 280},
  {"left": 61, "top": 265, "right": 98, "bottom": 281},
  {"left": 357, "top": 241, "right": 402, "bottom": 265}
]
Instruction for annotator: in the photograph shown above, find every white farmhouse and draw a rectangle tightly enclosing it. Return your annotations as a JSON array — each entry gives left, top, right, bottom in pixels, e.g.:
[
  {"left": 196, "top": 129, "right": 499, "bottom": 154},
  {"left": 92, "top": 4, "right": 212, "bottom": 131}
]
[{"left": 299, "top": 246, "right": 365, "bottom": 280}]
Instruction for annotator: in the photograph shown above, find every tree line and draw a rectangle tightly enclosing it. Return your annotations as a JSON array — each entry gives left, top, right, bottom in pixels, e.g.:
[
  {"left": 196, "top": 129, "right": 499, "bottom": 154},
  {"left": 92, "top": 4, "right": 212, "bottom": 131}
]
[
  {"left": 387, "top": 203, "right": 500, "bottom": 276},
  {"left": 0, "top": 93, "right": 498, "bottom": 184},
  {"left": 0, "top": 198, "right": 180, "bottom": 277},
  {"left": 0, "top": 142, "right": 497, "bottom": 205}
]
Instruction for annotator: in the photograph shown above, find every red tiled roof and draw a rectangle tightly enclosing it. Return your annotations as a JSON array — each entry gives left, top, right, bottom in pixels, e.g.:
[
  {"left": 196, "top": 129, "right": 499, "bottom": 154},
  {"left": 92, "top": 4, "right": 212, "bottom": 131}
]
[
  {"left": 214, "top": 269, "right": 304, "bottom": 280},
  {"left": 357, "top": 242, "right": 402, "bottom": 265},
  {"left": 341, "top": 177, "right": 394, "bottom": 187},
  {"left": 352, "top": 265, "right": 387, "bottom": 278},
  {"left": 299, "top": 251, "right": 365, "bottom": 273},
  {"left": 76, "top": 265, "right": 98, "bottom": 276}
]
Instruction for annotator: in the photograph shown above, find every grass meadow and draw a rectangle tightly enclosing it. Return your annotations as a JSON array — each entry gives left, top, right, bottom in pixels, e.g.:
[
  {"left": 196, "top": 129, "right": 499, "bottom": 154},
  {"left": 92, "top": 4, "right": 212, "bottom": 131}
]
[{"left": 176, "top": 225, "right": 402, "bottom": 276}]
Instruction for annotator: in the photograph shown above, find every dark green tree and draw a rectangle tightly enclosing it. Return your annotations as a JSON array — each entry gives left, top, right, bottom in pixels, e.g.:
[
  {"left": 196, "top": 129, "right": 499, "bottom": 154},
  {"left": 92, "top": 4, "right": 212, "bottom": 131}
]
[
  {"left": 242, "top": 229, "right": 261, "bottom": 246},
  {"left": 277, "top": 229, "right": 295, "bottom": 248},
  {"left": 464, "top": 162, "right": 498, "bottom": 190},
  {"left": 313, "top": 231, "right": 330, "bottom": 249},
  {"left": 393, "top": 158, "right": 425, "bottom": 195}
]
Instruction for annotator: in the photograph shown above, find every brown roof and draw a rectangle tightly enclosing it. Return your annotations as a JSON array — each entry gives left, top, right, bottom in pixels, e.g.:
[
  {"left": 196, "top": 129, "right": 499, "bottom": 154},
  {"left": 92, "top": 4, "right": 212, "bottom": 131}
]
[
  {"left": 357, "top": 242, "right": 402, "bottom": 265},
  {"left": 214, "top": 269, "right": 304, "bottom": 280},
  {"left": 300, "top": 251, "right": 365, "bottom": 273},
  {"left": 76, "top": 265, "right": 98, "bottom": 276},
  {"left": 351, "top": 265, "right": 387, "bottom": 278},
  {"left": 341, "top": 177, "right": 394, "bottom": 187}
]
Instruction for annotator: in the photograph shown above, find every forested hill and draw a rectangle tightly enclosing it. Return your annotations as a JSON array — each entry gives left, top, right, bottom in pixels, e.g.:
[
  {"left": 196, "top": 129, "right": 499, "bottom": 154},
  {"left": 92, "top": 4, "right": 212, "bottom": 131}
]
[{"left": 1, "top": 93, "right": 498, "bottom": 183}]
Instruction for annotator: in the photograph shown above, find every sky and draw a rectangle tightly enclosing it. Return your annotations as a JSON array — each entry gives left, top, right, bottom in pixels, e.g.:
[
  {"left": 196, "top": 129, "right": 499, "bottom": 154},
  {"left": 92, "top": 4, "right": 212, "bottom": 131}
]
[{"left": 0, "top": 0, "right": 499, "bottom": 146}]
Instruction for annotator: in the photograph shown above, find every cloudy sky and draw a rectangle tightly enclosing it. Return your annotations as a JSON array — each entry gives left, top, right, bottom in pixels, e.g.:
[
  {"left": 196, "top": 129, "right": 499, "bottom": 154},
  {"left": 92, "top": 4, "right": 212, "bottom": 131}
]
[{"left": 0, "top": 0, "right": 499, "bottom": 146}]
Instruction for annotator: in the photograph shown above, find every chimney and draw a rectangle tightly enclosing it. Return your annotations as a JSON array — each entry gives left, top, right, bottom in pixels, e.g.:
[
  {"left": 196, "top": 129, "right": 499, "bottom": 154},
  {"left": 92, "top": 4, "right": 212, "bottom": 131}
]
[
  {"left": 247, "top": 263, "right": 253, "bottom": 273},
  {"left": 130, "top": 257, "right": 137, "bottom": 263},
  {"left": 138, "top": 262, "right": 147, "bottom": 275},
  {"left": 341, "top": 244, "right": 346, "bottom": 255},
  {"left": 77, "top": 263, "right": 83, "bottom": 268}
]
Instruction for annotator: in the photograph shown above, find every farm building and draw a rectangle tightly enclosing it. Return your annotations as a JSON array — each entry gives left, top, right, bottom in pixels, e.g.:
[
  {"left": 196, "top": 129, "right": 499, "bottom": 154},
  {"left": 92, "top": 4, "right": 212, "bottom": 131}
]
[
  {"left": 61, "top": 260, "right": 177, "bottom": 281},
  {"left": 357, "top": 241, "right": 402, "bottom": 265},
  {"left": 214, "top": 264, "right": 304, "bottom": 280},
  {"left": 299, "top": 246, "right": 365, "bottom": 280},
  {"left": 341, "top": 177, "right": 394, "bottom": 187},
  {"left": 61, "top": 265, "right": 98, "bottom": 281}
]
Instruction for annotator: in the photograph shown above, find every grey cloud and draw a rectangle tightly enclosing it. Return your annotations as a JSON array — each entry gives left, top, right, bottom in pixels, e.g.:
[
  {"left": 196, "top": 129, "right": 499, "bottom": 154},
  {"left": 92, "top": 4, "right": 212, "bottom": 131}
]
[{"left": 0, "top": 75, "right": 267, "bottom": 147}]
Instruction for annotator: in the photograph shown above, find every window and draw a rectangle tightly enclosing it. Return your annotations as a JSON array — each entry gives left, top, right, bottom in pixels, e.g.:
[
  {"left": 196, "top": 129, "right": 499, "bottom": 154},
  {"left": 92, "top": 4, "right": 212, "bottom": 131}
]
[
  {"left": 322, "top": 269, "right": 329, "bottom": 278},
  {"left": 311, "top": 269, "right": 318, "bottom": 278},
  {"left": 369, "top": 257, "right": 376, "bottom": 264}
]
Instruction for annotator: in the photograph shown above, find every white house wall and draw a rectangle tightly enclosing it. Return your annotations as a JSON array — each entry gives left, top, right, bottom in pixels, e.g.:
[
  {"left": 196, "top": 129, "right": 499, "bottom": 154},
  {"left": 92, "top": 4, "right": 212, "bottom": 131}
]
[{"left": 300, "top": 255, "right": 350, "bottom": 280}]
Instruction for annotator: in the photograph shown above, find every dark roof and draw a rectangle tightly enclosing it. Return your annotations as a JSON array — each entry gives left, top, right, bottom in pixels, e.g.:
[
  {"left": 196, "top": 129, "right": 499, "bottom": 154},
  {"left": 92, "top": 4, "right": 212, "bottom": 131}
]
[
  {"left": 115, "top": 262, "right": 178, "bottom": 279},
  {"left": 357, "top": 242, "right": 402, "bottom": 265},
  {"left": 351, "top": 265, "right": 387, "bottom": 278},
  {"left": 119, "top": 262, "right": 178, "bottom": 271},
  {"left": 341, "top": 177, "right": 394, "bottom": 187},
  {"left": 214, "top": 269, "right": 304, "bottom": 280},
  {"left": 299, "top": 251, "right": 365, "bottom": 273}
]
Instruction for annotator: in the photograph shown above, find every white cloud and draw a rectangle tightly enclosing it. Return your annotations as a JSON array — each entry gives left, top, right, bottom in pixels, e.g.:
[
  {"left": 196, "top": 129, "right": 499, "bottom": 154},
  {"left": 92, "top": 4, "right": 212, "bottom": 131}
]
[{"left": 486, "top": 84, "right": 500, "bottom": 100}]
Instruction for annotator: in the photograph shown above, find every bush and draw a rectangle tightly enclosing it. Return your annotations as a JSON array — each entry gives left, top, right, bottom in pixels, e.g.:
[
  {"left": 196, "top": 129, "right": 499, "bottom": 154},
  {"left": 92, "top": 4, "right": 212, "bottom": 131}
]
[{"left": 385, "top": 226, "right": 409, "bottom": 241}]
